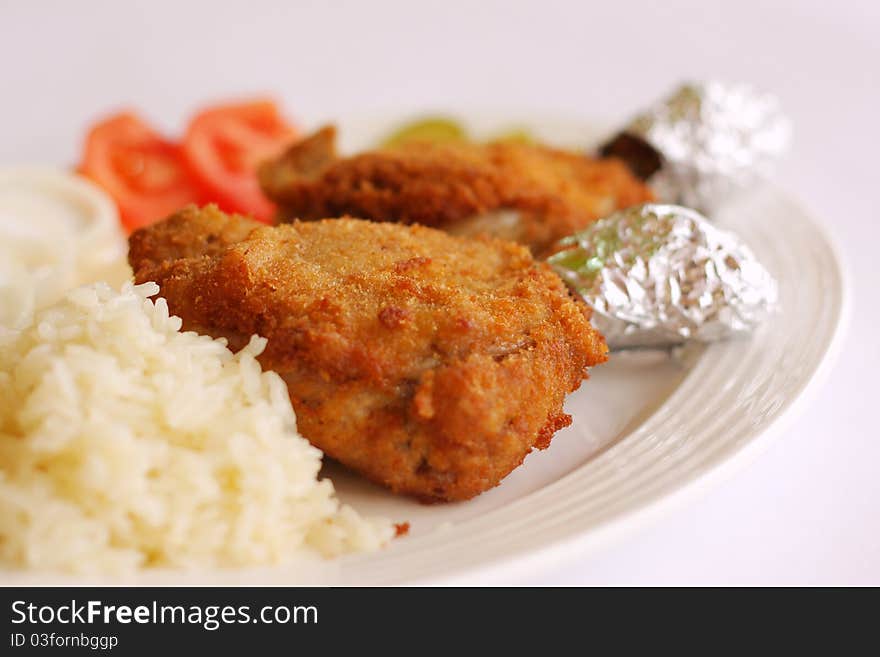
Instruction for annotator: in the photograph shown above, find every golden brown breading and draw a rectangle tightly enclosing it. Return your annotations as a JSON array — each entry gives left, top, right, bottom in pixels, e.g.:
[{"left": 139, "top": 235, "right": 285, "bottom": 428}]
[
  {"left": 259, "top": 126, "right": 654, "bottom": 256},
  {"left": 129, "top": 205, "right": 607, "bottom": 502}
]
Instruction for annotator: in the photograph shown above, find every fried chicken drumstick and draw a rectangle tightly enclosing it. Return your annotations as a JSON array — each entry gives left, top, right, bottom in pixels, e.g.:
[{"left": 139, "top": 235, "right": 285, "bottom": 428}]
[
  {"left": 129, "top": 205, "right": 607, "bottom": 501},
  {"left": 259, "top": 126, "right": 653, "bottom": 257}
]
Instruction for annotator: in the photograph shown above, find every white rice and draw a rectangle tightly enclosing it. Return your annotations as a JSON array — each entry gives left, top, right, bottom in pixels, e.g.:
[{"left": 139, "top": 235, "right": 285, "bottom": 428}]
[{"left": 0, "top": 281, "right": 393, "bottom": 573}]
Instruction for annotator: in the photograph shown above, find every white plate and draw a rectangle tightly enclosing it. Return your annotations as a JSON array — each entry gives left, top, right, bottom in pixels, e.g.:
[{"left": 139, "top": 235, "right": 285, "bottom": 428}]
[{"left": 4, "top": 115, "right": 848, "bottom": 586}]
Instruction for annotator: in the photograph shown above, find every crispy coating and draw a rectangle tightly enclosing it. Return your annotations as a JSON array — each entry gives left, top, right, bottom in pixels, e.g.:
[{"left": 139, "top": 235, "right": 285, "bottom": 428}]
[
  {"left": 259, "top": 126, "right": 654, "bottom": 256},
  {"left": 129, "top": 205, "right": 608, "bottom": 502}
]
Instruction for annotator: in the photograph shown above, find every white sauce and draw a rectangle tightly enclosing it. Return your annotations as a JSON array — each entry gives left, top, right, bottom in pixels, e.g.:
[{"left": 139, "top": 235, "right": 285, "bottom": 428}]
[{"left": 0, "top": 168, "right": 128, "bottom": 327}]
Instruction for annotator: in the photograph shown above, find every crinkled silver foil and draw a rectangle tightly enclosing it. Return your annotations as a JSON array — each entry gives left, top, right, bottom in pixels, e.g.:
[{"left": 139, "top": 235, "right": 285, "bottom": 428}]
[
  {"left": 548, "top": 204, "right": 777, "bottom": 349},
  {"left": 600, "top": 81, "right": 791, "bottom": 214}
]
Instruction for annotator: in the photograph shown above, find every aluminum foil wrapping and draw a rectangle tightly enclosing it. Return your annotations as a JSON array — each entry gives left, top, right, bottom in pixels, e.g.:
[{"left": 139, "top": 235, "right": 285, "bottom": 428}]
[
  {"left": 547, "top": 204, "right": 777, "bottom": 349},
  {"left": 599, "top": 81, "right": 791, "bottom": 214}
]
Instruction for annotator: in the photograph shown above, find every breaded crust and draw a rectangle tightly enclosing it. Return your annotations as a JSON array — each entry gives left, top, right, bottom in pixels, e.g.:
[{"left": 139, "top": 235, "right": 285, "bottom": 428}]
[
  {"left": 259, "top": 126, "right": 654, "bottom": 256},
  {"left": 129, "top": 205, "right": 608, "bottom": 502}
]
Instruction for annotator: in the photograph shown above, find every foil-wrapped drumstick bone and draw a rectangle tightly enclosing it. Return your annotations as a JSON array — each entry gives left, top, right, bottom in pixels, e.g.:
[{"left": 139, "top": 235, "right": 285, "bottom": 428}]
[
  {"left": 599, "top": 81, "right": 791, "bottom": 214},
  {"left": 548, "top": 203, "right": 777, "bottom": 350}
]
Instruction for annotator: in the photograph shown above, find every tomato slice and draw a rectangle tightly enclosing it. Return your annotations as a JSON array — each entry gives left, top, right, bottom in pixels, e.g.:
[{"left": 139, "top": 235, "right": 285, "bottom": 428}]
[
  {"left": 79, "top": 112, "right": 201, "bottom": 231},
  {"left": 182, "top": 100, "right": 298, "bottom": 223}
]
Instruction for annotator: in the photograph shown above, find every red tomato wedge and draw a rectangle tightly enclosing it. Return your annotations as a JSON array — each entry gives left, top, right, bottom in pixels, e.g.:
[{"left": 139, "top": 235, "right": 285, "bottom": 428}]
[
  {"left": 79, "top": 112, "right": 202, "bottom": 231},
  {"left": 182, "top": 100, "right": 298, "bottom": 223}
]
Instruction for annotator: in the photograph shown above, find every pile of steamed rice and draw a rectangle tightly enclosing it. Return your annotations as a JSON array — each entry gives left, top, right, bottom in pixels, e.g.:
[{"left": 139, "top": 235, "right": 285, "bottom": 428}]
[{"left": 0, "top": 280, "right": 393, "bottom": 573}]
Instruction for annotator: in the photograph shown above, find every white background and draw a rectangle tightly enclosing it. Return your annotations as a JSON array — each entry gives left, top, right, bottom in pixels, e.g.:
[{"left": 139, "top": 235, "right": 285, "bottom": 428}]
[{"left": 2, "top": 0, "right": 877, "bottom": 585}]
